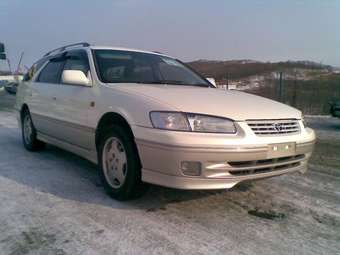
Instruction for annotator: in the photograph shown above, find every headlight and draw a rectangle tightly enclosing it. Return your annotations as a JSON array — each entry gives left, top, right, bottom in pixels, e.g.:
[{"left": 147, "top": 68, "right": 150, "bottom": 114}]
[
  {"left": 150, "top": 111, "right": 236, "bottom": 133},
  {"left": 187, "top": 113, "right": 236, "bottom": 133},
  {"left": 149, "top": 112, "right": 190, "bottom": 131}
]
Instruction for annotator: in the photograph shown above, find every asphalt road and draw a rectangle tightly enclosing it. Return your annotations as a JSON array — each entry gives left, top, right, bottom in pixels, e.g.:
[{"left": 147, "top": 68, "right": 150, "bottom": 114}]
[{"left": 0, "top": 92, "right": 339, "bottom": 255}]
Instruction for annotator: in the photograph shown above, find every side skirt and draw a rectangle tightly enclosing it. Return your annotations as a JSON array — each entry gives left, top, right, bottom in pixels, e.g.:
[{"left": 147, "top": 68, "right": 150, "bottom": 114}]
[{"left": 37, "top": 132, "right": 98, "bottom": 164}]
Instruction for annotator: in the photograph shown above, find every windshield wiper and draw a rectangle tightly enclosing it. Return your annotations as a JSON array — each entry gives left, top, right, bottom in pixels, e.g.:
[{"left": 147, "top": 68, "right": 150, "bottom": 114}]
[
  {"left": 136, "top": 80, "right": 210, "bottom": 87},
  {"left": 108, "top": 81, "right": 209, "bottom": 87},
  {"left": 146, "top": 80, "right": 185, "bottom": 85},
  {"left": 166, "top": 83, "right": 211, "bottom": 88}
]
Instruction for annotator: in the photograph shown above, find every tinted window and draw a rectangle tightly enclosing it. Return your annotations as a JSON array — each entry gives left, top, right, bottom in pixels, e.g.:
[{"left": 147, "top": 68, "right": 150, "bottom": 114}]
[
  {"left": 37, "top": 60, "right": 64, "bottom": 84},
  {"left": 93, "top": 50, "right": 210, "bottom": 87},
  {"left": 159, "top": 61, "right": 198, "bottom": 83},
  {"left": 63, "top": 50, "right": 90, "bottom": 77},
  {"left": 22, "top": 58, "right": 48, "bottom": 82}
]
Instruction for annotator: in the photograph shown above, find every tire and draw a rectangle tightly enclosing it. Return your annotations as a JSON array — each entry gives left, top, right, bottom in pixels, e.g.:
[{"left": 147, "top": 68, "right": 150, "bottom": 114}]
[
  {"left": 21, "top": 109, "right": 45, "bottom": 151},
  {"left": 98, "top": 125, "right": 146, "bottom": 200}
]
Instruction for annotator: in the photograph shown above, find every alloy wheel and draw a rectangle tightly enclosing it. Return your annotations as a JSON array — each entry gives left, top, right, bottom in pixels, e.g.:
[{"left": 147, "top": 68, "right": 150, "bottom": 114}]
[
  {"left": 102, "top": 137, "right": 128, "bottom": 189},
  {"left": 23, "top": 114, "right": 33, "bottom": 145}
]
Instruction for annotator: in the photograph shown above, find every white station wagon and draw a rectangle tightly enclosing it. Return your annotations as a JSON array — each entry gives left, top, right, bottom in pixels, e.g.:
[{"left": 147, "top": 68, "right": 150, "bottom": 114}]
[{"left": 16, "top": 43, "right": 315, "bottom": 200}]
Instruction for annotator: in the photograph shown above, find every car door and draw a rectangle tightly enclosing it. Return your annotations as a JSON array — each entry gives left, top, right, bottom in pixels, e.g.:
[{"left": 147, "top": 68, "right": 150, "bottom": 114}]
[
  {"left": 52, "top": 49, "right": 94, "bottom": 150},
  {"left": 28, "top": 55, "right": 65, "bottom": 137}
]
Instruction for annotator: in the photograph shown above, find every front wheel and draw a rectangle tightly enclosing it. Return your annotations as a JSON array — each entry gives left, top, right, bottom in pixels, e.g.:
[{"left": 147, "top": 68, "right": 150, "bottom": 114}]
[
  {"left": 98, "top": 125, "right": 146, "bottom": 200},
  {"left": 21, "top": 110, "right": 45, "bottom": 151}
]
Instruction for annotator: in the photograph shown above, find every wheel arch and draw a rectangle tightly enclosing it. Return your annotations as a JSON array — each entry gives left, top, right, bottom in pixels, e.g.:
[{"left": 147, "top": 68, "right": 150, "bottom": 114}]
[
  {"left": 20, "top": 104, "right": 30, "bottom": 120},
  {"left": 95, "top": 112, "right": 135, "bottom": 150}
]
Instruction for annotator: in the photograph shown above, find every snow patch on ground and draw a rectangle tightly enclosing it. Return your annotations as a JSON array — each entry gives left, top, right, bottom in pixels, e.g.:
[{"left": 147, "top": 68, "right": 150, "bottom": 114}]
[{"left": 0, "top": 101, "right": 339, "bottom": 254}]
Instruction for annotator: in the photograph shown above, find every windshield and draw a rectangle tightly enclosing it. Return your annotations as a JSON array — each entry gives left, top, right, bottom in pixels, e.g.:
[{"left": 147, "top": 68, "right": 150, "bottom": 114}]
[{"left": 93, "top": 49, "right": 211, "bottom": 87}]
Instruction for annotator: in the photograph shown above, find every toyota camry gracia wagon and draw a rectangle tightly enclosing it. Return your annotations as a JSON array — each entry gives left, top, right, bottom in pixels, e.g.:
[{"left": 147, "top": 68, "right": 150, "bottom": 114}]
[{"left": 16, "top": 43, "right": 316, "bottom": 200}]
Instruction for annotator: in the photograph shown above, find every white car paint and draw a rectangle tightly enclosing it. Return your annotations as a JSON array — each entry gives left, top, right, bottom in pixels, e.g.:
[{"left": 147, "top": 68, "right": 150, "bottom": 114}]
[{"left": 15, "top": 44, "right": 316, "bottom": 191}]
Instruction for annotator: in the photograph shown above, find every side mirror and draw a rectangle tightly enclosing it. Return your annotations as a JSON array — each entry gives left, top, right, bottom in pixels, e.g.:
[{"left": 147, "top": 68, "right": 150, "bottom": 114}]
[
  {"left": 61, "top": 70, "right": 90, "bottom": 86},
  {"left": 206, "top": 77, "right": 217, "bottom": 87}
]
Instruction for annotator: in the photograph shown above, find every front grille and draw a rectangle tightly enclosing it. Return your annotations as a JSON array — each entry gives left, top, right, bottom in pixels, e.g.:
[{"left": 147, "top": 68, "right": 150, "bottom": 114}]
[
  {"left": 228, "top": 154, "right": 305, "bottom": 176},
  {"left": 247, "top": 119, "right": 300, "bottom": 136}
]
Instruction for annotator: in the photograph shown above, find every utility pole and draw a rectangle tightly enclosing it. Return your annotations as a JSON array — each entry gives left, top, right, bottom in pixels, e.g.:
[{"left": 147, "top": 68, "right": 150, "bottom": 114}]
[
  {"left": 292, "top": 70, "right": 297, "bottom": 107},
  {"left": 278, "top": 71, "right": 283, "bottom": 102},
  {"left": 226, "top": 72, "right": 229, "bottom": 90}
]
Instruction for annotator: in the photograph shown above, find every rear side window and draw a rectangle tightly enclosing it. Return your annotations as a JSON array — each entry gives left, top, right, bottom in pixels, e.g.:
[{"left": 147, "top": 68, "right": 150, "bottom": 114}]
[{"left": 37, "top": 60, "right": 64, "bottom": 84}]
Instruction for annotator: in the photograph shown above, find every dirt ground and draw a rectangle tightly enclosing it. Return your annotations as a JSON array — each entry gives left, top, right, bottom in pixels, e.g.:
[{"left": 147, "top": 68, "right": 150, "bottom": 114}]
[{"left": 0, "top": 91, "right": 339, "bottom": 255}]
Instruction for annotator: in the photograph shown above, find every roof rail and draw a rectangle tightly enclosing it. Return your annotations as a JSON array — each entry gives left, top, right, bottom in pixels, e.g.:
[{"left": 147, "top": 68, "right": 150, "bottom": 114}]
[{"left": 43, "top": 42, "right": 90, "bottom": 57}]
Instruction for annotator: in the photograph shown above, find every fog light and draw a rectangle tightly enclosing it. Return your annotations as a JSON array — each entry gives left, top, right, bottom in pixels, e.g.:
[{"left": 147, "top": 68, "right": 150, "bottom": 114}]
[{"left": 181, "top": 161, "right": 201, "bottom": 176}]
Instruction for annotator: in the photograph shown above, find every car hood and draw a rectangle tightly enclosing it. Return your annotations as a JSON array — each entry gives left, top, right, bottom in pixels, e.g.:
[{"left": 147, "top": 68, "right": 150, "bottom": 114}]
[{"left": 113, "top": 84, "right": 301, "bottom": 121}]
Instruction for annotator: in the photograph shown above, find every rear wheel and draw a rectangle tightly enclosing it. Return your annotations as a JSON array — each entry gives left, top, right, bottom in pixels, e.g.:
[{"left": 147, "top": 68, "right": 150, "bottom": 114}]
[
  {"left": 21, "top": 109, "right": 45, "bottom": 151},
  {"left": 98, "top": 125, "right": 146, "bottom": 200}
]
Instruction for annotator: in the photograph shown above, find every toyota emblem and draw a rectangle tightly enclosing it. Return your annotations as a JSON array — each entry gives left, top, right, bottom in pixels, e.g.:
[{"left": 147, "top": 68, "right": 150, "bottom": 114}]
[{"left": 273, "top": 123, "right": 283, "bottom": 132}]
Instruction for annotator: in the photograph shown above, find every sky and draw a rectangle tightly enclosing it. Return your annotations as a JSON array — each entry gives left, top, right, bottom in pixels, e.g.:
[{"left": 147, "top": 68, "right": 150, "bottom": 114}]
[{"left": 0, "top": 0, "right": 339, "bottom": 72}]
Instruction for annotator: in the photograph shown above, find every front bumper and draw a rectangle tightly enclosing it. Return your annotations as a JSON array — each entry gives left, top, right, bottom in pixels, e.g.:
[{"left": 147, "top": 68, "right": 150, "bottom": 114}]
[{"left": 132, "top": 122, "right": 316, "bottom": 190}]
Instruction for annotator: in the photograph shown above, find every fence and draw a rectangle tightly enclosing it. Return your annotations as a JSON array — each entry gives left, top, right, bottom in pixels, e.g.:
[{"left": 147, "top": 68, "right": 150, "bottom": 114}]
[{"left": 244, "top": 75, "right": 340, "bottom": 115}]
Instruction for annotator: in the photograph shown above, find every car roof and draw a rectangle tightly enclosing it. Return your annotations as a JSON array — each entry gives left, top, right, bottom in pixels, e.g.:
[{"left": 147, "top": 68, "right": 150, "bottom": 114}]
[
  {"left": 44, "top": 44, "right": 172, "bottom": 59},
  {"left": 89, "top": 45, "right": 171, "bottom": 58},
  {"left": 38, "top": 43, "right": 174, "bottom": 66}
]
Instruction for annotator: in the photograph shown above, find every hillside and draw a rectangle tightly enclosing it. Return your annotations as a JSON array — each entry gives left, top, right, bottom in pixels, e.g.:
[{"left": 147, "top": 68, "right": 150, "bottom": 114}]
[
  {"left": 188, "top": 60, "right": 339, "bottom": 115},
  {"left": 187, "top": 60, "right": 332, "bottom": 83}
]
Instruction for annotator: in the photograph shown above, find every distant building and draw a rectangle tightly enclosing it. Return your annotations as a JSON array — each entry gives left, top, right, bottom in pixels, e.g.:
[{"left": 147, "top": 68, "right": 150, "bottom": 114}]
[
  {"left": 227, "top": 84, "right": 237, "bottom": 90},
  {"left": 216, "top": 84, "right": 237, "bottom": 90},
  {"left": 0, "top": 75, "right": 23, "bottom": 82}
]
